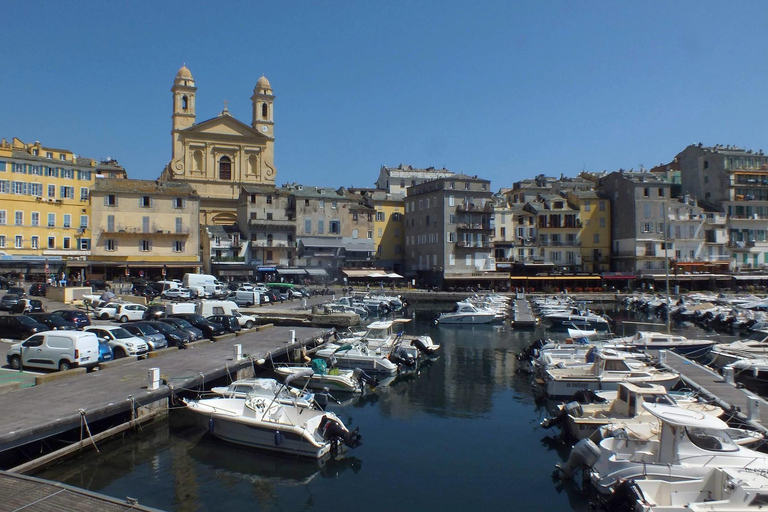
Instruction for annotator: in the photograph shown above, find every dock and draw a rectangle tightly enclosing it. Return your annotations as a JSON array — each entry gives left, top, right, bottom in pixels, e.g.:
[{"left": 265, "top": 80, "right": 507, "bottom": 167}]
[
  {"left": 0, "top": 324, "right": 329, "bottom": 462},
  {"left": 512, "top": 298, "right": 538, "bottom": 329},
  {"left": 0, "top": 470, "right": 162, "bottom": 511},
  {"left": 661, "top": 351, "right": 768, "bottom": 434}
]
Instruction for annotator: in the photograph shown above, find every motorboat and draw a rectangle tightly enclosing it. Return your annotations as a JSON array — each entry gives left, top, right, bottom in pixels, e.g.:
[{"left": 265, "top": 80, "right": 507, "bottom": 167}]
[
  {"left": 556, "top": 403, "right": 768, "bottom": 495},
  {"left": 434, "top": 301, "right": 498, "bottom": 325},
  {"left": 543, "top": 307, "right": 611, "bottom": 331},
  {"left": 211, "top": 376, "right": 319, "bottom": 409},
  {"left": 273, "top": 359, "right": 379, "bottom": 394},
  {"left": 314, "top": 341, "right": 400, "bottom": 374},
  {"left": 541, "top": 381, "right": 723, "bottom": 441},
  {"left": 609, "top": 466, "right": 768, "bottom": 511},
  {"left": 540, "top": 350, "right": 679, "bottom": 398},
  {"left": 708, "top": 330, "right": 768, "bottom": 369},
  {"left": 345, "top": 319, "right": 440, "bottom": 358},
  {"left": 609, "top": 331, "right": 715, "bottom": 358},
  {"left": 185, "top": 371, "right": 362, "bottom": 459}
]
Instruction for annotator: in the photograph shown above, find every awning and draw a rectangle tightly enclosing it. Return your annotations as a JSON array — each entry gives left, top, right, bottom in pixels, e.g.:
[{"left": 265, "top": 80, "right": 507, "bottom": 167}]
[
  {"left": 601, "top": 273, "right": 636, "bottom": 280},
  {"left": 305, "top": 268, "right": 328, "bottom": 277},
  {"left": 343, "top": 269, "right": 378, "bottom": 278},
  {"left": 386, "top": 272, "right": 403, "bottom": 279},
  {"left": 277, "top": 268, "right": 308, "bottom": 276},
  {"left": 444, "top": 272, "right": 510, "bottom": 280},
  {"left": 733, "top": 275, "right": 768, "bottom": 281}
]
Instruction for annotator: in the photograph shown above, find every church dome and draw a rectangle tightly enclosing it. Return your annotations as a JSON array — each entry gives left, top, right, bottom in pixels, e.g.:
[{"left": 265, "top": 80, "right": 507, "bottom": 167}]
[
  {"left": 256, "top": 75, "right": 271, "bottom": 89},
  {"left": 176, "top": 65, "right": 193, "bottom": 79}
]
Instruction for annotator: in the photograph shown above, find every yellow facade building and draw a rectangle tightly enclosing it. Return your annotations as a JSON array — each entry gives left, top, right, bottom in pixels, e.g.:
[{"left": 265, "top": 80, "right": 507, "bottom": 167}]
[
  {"left": 368, "top": 190, "right": 405, "bottom": 273},
  {"left": 160, "top": 66, "right": 277, "bottom": 226},
  {"left": 566, "top": 191, "right": 611, "bottom": 273}
]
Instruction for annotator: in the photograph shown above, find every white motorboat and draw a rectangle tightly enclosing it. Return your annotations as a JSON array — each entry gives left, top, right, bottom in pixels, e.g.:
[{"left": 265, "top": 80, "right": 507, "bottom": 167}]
[
  {"left": 540, "top": 350, "right": 679, "bottom": 398},
  {"left": 610, "top": 466, "right": 768, "bottom": 511},
  {"left": 314, "top": 341, "right": 400, "bottom": 374},
  {"left": 434, "top": 301, "right": 498, "bottom": 325},
  {"left": 557, "top": 403, "right": 768, "bottom": 495},
  {"left": 211, "top": 376, "right": 318, "bottom": 408},
  {"left": 543, "top": 307, "right": 611, "bottom": 331},
  {"left": 273, "top": 359, "right": 379, "bottom": 393},
  {"left": 708, "top": 330, "right": 768, "bottom": 369},
  {"left": 185, "top": 372, "right": 362, "bottom": 458},
  {"left": 609, "top": 331, "right": 715, "bottom": 357},
  {"left": 348, "top": 319, "right": 440, "bottom": 358},
  {"left": 541, "top": 381, "right": 723, "bottom": 441}
]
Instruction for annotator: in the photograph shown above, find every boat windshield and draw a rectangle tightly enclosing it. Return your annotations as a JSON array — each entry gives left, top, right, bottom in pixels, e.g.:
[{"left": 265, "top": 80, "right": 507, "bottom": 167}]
[
  {"left": 640, "top": 393, "right": 676, "bottom": 406},
  {"left": 685, "top": 427, "right": 739, "bottom": 452}
]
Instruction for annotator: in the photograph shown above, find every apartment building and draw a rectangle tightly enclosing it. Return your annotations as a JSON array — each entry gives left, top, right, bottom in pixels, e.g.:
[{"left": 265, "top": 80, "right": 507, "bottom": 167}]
[{"left": 375, "top": 164, "right": 454, "bottom": 196}]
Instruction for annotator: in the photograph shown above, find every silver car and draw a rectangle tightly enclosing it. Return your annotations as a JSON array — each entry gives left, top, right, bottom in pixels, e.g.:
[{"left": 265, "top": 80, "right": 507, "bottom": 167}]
[{"left": 122, "top": 323, "right": 168, "bottom": 351}]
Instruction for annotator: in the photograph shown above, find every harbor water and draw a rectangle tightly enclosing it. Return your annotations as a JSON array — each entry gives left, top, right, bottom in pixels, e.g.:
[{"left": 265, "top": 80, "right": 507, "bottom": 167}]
[{"left": 34, "top": 303, "right": 725, "bottom": 511}]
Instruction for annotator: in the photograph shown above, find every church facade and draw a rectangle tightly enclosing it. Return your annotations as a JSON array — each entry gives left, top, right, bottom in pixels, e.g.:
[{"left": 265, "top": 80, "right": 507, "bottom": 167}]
[{"left": 160, "top": 65, "right": 276, "bottom": 226}]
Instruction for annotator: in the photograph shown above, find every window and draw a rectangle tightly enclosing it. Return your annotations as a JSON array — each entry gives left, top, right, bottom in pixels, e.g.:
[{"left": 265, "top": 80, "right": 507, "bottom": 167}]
[
  {"left": 173, "top": 241, "right": 184, "bottom": 252},
  {"left": 318, "top": 200, "right": 324, "bottom": 209},
  {"left": 107, "top": 215, "right": 115, "bottom": 232},
  {"left": 106, "top": 239, "right": 117, "bottom": 251},
  {"left": 644, "top": 203, "right": 651, "bottom": 219},
  {"left": 61, "top": 168, "right": 73, "bottom": 179},
  {"left": 599, "top": 201, "right": 606, "bottom": 211},
  {"left": 59, "top": 154, "right": 66, "bottom": 161},
  {"left": 15, "top": 211, "right": 23, "bottom": 226},
  {"left": 599, "top": 217, "right": 606, "bottom": 228},
  {"left": 658, "top": 188, "right": 664, "bottom": 197},
  {"left": 367, "top": 230, "right": 373, "bottom": 239},
  {"left": 48, "top": 237, "right": 55, "bottom": 249},
  {"left": 80, "top": 215, "right": 88, "bottom": 229},
  {"left": 584, "top": 201, "right": 591, "bottom": 212},
  {"left": 60, "top": 186, "right": 74, "bottom": 198},
  {"left": 63, "top": 237, "right": 71, "bottom": 249},
  {"left": 29, "top": 183, "right": 42, "bottom": 196},
  {"left": 331, "top": 200, "right": 337, "bottom": 209},
  {"left": 465, "top": 182, "right": 470, "bottom": 190},
  {"left": 330, "top": 220, "right": 340, "bottom": 234},
  {"left": 45, "top": 151, "right": 52, "bottom": 159},
  {"left": 593, "top": 233, "right": 600, "bottom": 244},
  {"left": 304, "top": 219, "right": 311, "bottom": 233},
  {"left": 105, "top": 194, "right": 117, "bottom": 206},
  {"left": 266, "top": 195, "right": 272, "bottom": 204},
  {"left": 31, "top": 212, "right": 39, "bottom": 227},
  {"left": 46, "top": 167, "right": 57, "bottom": 177},
  {"left": 173, "top": 197, "right": 184, "bottom": 208},
  {"left": 142, "top": 217, "right": 150, "bottom": 232},
  {"left": 140, "top": 195, "right": 151, "bottom": 207},
  {"left": 266, "top": 212, "right": 273, "bottom": 220},
  {"left": 0, "top": 211, "right": 6, "bottom": 225},
  {"left": 219, "top": 156, "right": 232, "bottom": 181},
  {"left": 176, "top": 217, "right": 183, "bottom": 233},
  {"left": 643, "top": 188, "right": 649, "bottom": 197},
  {"left": 376, "top": 211, "right": 385, "bottom": 221},
  {"left": 378, "top": 227, "right": 383, "bottom": 237},
  {"left": 304, "top": 199, "right": 310, "bottom": 207},
  {"left": 31, "top": 236, "right": 38, "bottom": 249},
  {"left": 63, "top": 214, "right": 71, "bottom": 228},
  {"left": 48, "top": 185, "right": 55, "bottom": 198},
  {"left": 14, "top": 235, "right": 22, "bottom": 248},
  {"left": 80, "top": 238, "right": 90, "bottom": 250},
  {"left": 317, "top": 220, "right": 324, "bottom": 234},
  {"left": 0, "top": 235, "right": 6, "bottom": 247},
  {"left": 0, "top": 181, "right": 7, "bottom": 193},
  {"left": 140, "top": 240, "right": 151, "bottom": 252}
]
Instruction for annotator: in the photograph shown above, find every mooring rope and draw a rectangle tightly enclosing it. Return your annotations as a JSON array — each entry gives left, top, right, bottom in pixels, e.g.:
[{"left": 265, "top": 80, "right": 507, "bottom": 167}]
[{"left": 78, "top": 409, "right": 100, "bottom": 454}]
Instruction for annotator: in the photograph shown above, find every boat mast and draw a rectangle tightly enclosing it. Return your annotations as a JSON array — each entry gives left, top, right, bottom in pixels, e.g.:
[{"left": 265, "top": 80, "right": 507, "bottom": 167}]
[{"left": 664, "top": 196, "right": 671, "bottom": 335}]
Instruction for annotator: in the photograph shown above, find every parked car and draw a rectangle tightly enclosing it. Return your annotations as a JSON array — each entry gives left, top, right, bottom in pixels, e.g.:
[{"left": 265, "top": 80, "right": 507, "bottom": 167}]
[
  {"left": 162, "top": 287, "right": 192, "bottom": 300},
  {"left": 27, "top": 312, "right": 77, "bottom": 331},
  {"left": 28, "top": 283, "right": 48, "bottom": 297},
  {"left": 158, "top": 317, "right": 204, "bottom": 341},
  {"left": 83, "top": 325, "right": 149, "bottom": 359},
  {"left": 0, "top": 315, "right": 50, "bottom": 340},
  {"left": 168, "top": 313, "right": 225, "bottom": 339},
  {"left": 92, "top": 302, "right": 123, "bottom": 320},
  {"left": 10, "top": 298, "right": 44, "bottom": 314},
  {"left": 122, "top": 322, "right": 168, "bottom": 351},
  {"left": 143, "top": 304, "right": 167, "bottom": 321},
  {"left": 263, "top": 290, "right": 284, "bottom": 303},
  {"left": 144, "top": 320, "right": 191, "bottom": 348},
  {"left": 132, "top": 285, "right": 159, "bottom": 298},
  {"left": 52, "top": 309, "right": 91, "bottom": 328},
  {"left": 0, "top": 293, "right": 21, "bottom": 311},
  {"left": 206, "top": 314, "right": 241, "bottom": 333},
  {"left": 6, "top": 331, "right": 100, "bottom": 371},
  {"left": 116, "top": 304, "right": 148, "bottom": 323},
  {"left": 232, "top": 311, "right": 257, "bottom": 329},
  {"left": 8, "top": 286, "right": 26, "bottom": 298}
]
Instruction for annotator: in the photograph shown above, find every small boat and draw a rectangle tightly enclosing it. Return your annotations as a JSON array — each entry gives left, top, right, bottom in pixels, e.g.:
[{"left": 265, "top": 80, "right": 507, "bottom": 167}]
[
  {"left": 609, "top": 331, "right": 715, "bottom": 357},
  {"left": 185, "top": 370, "right": 362, "bottom": 459},
  {"left": 543, "top": 307, "right": 611, "bottom": 331},
  {"left": 434, "top": 301, "right": 498, "bottom": 325},
  {"left": 273, "top": 359, "right": 379, "bottom": 393},
  {"left": 314, "top": 341, "right": 400, "bottom": 374}
]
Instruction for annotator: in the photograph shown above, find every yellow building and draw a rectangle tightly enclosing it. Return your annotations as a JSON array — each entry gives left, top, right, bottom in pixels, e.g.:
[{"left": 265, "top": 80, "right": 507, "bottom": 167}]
[
  {"left": 89, "top": 179, "right": 201, "bottom": 280},
  {"left": 368, "top": 190, "right": 405, "bottom": 273},
  {"left": 566, "top": 190, "right": 611, "bottom": 272},
  {"left": 160, "top": 65, "right": 276, "bottom": 226},
  {"left": 0, "top": 137, "right": 99, "bottom": 278}
]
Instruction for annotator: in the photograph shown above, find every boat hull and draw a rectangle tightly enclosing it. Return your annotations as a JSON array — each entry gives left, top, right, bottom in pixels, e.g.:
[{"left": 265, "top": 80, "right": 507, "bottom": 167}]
[{"left": 544, "top": 374, "right": 679, "bottom": 399}]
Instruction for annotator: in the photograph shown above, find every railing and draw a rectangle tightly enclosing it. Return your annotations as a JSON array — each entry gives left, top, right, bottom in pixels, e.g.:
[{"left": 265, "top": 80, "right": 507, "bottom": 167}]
[
  {"left": 251, "top": 240, "right": 291, "bottom": 248},
  {"left": 455, "top": 241, "right": 492, "bottom": 248},
  {"left": 102, "top": 227, "right": 191, "bottom": 235},
  {"left": 456, "top": 203, "right": 494, "bottom": 213},
  {"left": 728, "top": 240, "right": 757, "bottom": 249},
  {"left": 456, "top": 223, "right": 493, "bottom": 230},
  {"left": 538, "top": 240, "right": 581, "bottom": 247}
]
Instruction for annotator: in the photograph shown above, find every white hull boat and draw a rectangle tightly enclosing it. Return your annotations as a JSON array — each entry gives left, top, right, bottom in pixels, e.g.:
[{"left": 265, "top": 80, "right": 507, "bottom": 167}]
[
  {"left": 314, "top": 341, "right": 399, "bottom": 374},
  {"left": 435, "top": 301, "right": 498, "bottom": 324},
  {"left": 274, "top": 360, "right": 379, "bottom": 393}
]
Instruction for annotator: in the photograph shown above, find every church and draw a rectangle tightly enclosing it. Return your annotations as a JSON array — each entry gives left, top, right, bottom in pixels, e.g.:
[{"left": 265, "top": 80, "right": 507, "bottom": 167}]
[{"left": 160, "top": 65, "right": 277, "bottom": 225}]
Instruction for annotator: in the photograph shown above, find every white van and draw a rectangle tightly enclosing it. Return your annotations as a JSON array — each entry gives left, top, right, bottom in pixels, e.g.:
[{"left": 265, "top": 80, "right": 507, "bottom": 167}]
[
  {"left": 197, "top": 300, "right": 239, "bottom": 317},
  {"left": 183, "top": 273, "right": 226, "bottom": 298},
  {"left": 6, "top": 331, "right": 100, "bottom": 371},
  {"left": 227, "top": 290, "right": 265, "bottom": 307},
  {"left": 165, "top": 302, "right": 197, "bottom": 315}
]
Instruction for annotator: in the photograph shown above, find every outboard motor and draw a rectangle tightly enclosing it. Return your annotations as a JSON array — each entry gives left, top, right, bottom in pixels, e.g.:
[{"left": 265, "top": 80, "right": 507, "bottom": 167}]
[
  {"left": 353, "top": 368, "right": 380, "bottom": 389},
  {"left": 517, "top": 338, "right": 547, "bottom": 362},
  {"left": 319, "top": 415, "right": 362, "bottom": 448},
  {"left": 554, "top": 438, "right": 601, "bottom": 479},
  {"left": 411, "top": 336, "right": 434, "bottom": 355},
  {"left": 540, "top": 401, "right": 583, "bottom": 429},
  {"left": 604, "top": 479, "right": 645, "bottom": 512},
  {"left": 389, "top": 346, "right": 416, "bottom": 367}
]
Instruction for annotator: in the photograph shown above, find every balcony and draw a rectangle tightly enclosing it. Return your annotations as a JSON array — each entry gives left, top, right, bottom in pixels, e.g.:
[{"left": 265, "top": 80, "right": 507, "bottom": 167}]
[
  {"left": 455, "top": 241, "right": 492, "bottom": 248},
  {"left": 538, "top": 240, "right": 581, "bottom": 247},
  {"left": 456, "top": 222, "right": 493, "bottom": 231},
  {"left": 456, "top": 203, "right": 494, "bottom": 213},
  {"left": 728, "top": 240, "right": 757, "bottom": 250},
  {"left": 251, "top": 240, "right": 292, "bottom": 248},
  {"left": 103, "top": 227, "right": 191, "bottom": 236},
  {"left": 248, "top": 218, "right": 296, "bottom": 230}
]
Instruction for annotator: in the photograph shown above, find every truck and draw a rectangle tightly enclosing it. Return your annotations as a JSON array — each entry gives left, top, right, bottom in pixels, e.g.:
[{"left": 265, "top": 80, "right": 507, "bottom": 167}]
[{"left": 182, "top": 273, "right": 227, "bottom": 299}]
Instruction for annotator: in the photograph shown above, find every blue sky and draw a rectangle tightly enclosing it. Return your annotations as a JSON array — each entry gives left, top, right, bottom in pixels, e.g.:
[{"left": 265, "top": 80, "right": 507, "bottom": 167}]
[{"left": 3, "top": 1, "right": 768, "bottom": 190}]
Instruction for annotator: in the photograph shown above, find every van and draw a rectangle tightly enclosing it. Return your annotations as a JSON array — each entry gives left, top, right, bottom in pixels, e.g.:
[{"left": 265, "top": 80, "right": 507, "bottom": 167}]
[
  {"left": 183, "top": 273, "right": 226, "bottom": 299},
  {"left": 227, "top": 290, "right": 265, "bottom": 307},
  {"left": 6, "top": 331, "right": 100, "bottom": 371},
  {"left": 165, "top": 302, "right": 197, "bottom": 315},
  {"left": 197, "top": 300, "right": 239, "bottom": 317}
]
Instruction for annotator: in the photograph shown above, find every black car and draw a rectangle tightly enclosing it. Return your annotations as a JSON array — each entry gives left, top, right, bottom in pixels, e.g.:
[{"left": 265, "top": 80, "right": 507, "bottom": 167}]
[
  {"left": 158, "top": 317, "right": 204, "bottom": 341},
  {"left": 51, "top": 309, "right": 92, "bottom": 328},
  {"left": 143, "top": 320, "right": 191, "bottom": 348},
  {"left": 0, "top": 315, "right": 50, "bottom": 339},
  {"left": 7, "top": 286, "right": 26, "bottom": 298},
  {"left": 26, "top": 312, "right": 77, "bottom": 330},
  {"left": 0, "top": 293, "right": 21, "bottom": 311},
  {"left": 206, "top": 314, "right": 241, "bottom": 333},
  {"left": 10, "top": 298, "right": 44, "bottom": 314},
  {"left": 169, "top": 314, "right": 225, "bottom": 340},
  {"left": 133, "top": 285, "right": 159, "bottom": 298},
  {"left": 143, "top": 304, "right": 167, "bottom": 321},
  {"left": 28, "top": 283, "right": 48, "bottom": 297}
]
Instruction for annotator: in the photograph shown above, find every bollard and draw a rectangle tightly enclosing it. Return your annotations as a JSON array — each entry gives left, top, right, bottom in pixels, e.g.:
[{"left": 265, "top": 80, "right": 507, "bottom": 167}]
[
  {"left": 234, "top": 344, "right": 242, "bottom": 361},
  {"left": 748, "top": 396, "right": 761, "bottom": 422},
  {"left": 723, "top": 367, "right": 735, "bottom": 386},
  {"left": 148, "top": 368, "right": 160, "bottom": 390},
  {"left": 289, "top": 329, "right": 296, "bottom": 344},
  {"left": 658, "top": 350, "right": 667, "bottom": 364},
  {"left": 302, "top": 298, "right": 307, "bottom": 308}
]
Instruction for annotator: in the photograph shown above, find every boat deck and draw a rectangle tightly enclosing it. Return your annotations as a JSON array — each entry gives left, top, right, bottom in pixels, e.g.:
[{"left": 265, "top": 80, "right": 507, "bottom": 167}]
[
  {"left": 661, "top": 351, "right": 768, "bottom": 434},
  {"left": 0, "top": 325, "right": 328, "bottom": 455},
  {"left": 0, "top": 470, "right": 162, "bottom": 511}
]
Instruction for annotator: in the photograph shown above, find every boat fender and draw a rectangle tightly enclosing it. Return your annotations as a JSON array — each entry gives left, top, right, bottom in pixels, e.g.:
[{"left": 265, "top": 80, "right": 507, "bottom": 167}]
[
  {"left": 208, "top": 418, "right": 214, "bottom": 434},
  {"left": 275, "top": 430, "right": 284, "bottom": 446}
]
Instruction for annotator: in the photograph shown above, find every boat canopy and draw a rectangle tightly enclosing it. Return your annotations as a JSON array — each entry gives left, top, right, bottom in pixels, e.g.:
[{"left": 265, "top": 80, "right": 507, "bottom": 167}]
[{"left": 642, "top": 403, "right": 728, "bottom": 429}]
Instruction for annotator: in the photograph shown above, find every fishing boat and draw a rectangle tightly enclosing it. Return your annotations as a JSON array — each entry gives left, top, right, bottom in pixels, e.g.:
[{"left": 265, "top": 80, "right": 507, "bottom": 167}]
[
  {"left": 273, "top": 358, "right": 379, "bottom": 393},
  {"left": 184, "top": 370, "right": 362, "bottom": 459},
  {"left": 211, "top": 376, "right": 318, "bottom": 408}
]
